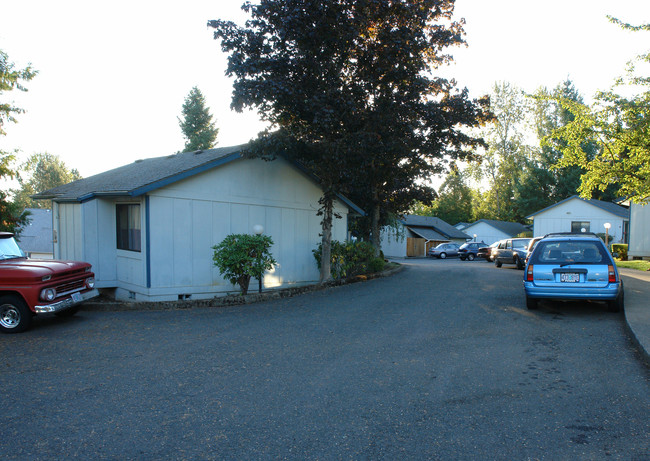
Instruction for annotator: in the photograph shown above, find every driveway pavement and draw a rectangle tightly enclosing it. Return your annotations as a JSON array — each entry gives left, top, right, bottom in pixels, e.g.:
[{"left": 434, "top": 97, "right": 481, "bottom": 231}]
[{"left": 1, "top": 259, "right": 649, "bottom": 460}]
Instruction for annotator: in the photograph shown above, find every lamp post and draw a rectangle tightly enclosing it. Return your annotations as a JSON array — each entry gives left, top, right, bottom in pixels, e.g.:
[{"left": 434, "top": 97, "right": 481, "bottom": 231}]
[
  {"left": 604, "top": 222, "right": 611, "bottom": 249},
  {"left": 473, "top": 234, "right": 477, "bottom": 242},
  {"left": 253, "top": 225, "right": 264, "bottom": 293}
]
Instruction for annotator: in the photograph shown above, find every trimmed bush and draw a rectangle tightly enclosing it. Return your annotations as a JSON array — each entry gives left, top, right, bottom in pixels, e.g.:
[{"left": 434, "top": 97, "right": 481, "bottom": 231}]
[
  {"left": 368, "top": 257, "right": 386, "bottom": 273},
  {"left": 313, "top": 240, "right": 380, "bottom": 279},
  {"left": 212, "top": 234, "right": 277, "bottom": 295},
  {"left": 611, "top": 243, "right": 628, "bottom": 261}
]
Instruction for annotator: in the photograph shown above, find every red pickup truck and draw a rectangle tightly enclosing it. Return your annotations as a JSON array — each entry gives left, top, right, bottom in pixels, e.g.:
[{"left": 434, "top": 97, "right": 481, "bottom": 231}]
[{"left": 0, "top": 232, "right": 99, "bottom": 333}]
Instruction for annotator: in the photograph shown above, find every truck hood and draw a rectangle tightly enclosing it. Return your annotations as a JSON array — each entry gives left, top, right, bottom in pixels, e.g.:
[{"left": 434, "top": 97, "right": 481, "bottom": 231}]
[{"left": 0, "top": 258, "right": 91, "bottom": 282}]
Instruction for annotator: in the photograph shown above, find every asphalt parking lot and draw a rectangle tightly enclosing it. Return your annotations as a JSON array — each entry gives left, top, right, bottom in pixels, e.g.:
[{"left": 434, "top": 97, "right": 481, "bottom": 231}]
[{"left": 1, "top": 258, "right": 649, "bottom": 460}]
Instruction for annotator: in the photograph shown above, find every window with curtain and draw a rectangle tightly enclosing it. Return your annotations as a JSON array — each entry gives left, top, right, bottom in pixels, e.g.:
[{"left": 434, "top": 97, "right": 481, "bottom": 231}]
[{"left": 116, "top": 204, "right": 141, "bottom": 252}]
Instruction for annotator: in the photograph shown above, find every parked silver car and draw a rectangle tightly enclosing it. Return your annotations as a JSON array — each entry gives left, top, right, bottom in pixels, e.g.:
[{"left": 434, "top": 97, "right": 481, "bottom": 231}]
[{"left": 428, "top": 242, "right": 461, "bottom": 259}]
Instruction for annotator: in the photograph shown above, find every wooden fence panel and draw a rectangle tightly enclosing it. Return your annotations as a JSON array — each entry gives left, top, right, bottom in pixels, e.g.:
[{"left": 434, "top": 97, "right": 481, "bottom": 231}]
[{"left": 407, "top": 238, "right": 425, "bottom": 257}]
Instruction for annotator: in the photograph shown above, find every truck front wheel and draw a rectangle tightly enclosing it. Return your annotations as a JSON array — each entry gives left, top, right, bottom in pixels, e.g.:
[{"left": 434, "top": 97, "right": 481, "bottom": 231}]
[{"left": 0, "top": 295, "right": 33, "bottom": 333}]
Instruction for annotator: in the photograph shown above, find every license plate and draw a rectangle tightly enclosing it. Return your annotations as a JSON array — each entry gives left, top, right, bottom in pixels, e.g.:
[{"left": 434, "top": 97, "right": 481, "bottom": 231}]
[
  {"left": 71, "top": 292, "right": 82, "bottom": 303},
  {"left": 560, "top": 273, "right": 580, "bottom": 283}
]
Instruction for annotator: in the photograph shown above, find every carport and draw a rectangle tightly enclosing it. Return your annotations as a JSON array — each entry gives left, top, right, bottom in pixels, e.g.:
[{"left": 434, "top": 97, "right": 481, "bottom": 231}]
[{"left": 406, "top": 226, "right": 449, "bottom": 257}]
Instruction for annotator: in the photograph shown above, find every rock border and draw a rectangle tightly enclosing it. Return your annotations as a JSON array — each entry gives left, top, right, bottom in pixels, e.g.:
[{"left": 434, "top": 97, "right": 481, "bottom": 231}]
[{"left": 81, "top": 263, "right": 404, "bottom": 312}]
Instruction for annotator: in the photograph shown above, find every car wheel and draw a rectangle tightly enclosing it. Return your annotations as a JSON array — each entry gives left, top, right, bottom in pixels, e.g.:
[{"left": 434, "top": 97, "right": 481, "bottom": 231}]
[
  {"left": 0, "top": 295, "right": 33, "bottom": 334},
  {"left": 526, "top": 295, "right": 538, "bottom": 310},
  {"left": 515, "top": 256, "right": 524, "bottom": 270},
  {"left": 495, "top": 259, "right": 502, "bottom": 268},
  {"left": 467, "top": 253, "right": 475, "bottom": 261},
  {"left": 607, "top": 290, "right": 624, "bottom": 313},
  {"left": 439, "top": 253, "right": 447, "bottom": 259}
]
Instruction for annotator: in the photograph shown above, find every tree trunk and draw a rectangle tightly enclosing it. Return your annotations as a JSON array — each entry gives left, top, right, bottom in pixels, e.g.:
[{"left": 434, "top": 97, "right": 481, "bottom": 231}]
[
  {"left": 319, "top": 196, "right": 334, "bottom": 283},
  {"left": 371, "top": 198, "right": 381, "bottom": 258},
  {"left": 238, "top": 274, "right": 251, "bottom": 295}
]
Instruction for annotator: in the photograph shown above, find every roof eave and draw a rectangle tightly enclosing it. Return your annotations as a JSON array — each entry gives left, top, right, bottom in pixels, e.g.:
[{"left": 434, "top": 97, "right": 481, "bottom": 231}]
[{"left": 128, "top": 151, "right": 243, "bottom": 197}]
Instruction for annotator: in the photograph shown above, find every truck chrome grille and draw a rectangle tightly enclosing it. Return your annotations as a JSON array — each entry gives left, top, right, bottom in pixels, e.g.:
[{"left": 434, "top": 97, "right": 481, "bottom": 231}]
[{"left": 55, "top": 279, "right": 86, "bottom": 297}]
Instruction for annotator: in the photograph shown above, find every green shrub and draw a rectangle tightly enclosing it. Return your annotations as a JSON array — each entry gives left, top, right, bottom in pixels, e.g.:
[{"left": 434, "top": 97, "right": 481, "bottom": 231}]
[
  {"left": 313, "top": 240, "right": 348, "bottom": 279},
  {"left": 313, "top": 240, "right": 380, "bottom": 279},
  {"left": 368, "top": 257, "right": 386, "bottom": 273},
  {"left": 212, "top": 234, "right": 277, "bottom": 295},
  {"left": 611, "top": 243, "right": 628, "bottom": 261}
]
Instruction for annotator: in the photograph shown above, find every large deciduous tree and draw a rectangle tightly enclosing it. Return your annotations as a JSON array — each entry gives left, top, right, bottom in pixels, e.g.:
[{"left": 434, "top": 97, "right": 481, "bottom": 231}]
[
  {"left": 467, "top": 82, "right": 530, "bottom": 221},
  {"left": 547, "top": 18, "right": 650, "bottom": 204},
  {"left": 210, "top": 0, "right": 489, "bottom": 279},
  {"left": 0, "top": 49, "right": 37, "bottom": 233},
  {"left": 13, "top": 153, "right": 82, "bottom": 210},
  {"left": 512, "top": 80, "right": 594, "bottom": 218},
  {"left": 410, "top": 165, "right": 473, "bottom": 225},
  {"left": 178, "top": 86, "right": 219, "bottom": 152}
]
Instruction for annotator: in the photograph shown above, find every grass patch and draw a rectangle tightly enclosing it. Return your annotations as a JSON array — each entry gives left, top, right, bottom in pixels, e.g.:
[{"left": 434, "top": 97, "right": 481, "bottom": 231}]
[{"left": 616, "top": 260, "right": 650, "bottom": 271}]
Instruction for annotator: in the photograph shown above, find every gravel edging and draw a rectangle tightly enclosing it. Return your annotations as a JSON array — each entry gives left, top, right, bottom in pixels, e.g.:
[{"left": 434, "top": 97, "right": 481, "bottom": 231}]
[{"left": 81, "top": 263, "right": 405, "bottom": 312}]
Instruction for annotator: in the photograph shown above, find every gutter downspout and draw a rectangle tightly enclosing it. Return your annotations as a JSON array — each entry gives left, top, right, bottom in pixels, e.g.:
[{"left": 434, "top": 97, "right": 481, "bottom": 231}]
[{"left": 424, "top": 239, "right": 433, "bottom": 256}]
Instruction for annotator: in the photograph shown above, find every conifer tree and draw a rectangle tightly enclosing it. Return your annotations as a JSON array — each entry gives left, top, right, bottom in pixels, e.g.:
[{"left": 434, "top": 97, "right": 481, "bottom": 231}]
[{"left": 178, "top": 87, "right": 219, "bottom": 152}]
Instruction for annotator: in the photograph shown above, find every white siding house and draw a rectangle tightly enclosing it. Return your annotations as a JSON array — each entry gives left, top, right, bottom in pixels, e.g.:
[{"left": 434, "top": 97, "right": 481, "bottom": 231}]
[
  {"left": 459, "top": 220, "right": 529, "bottom": 246},
  {"left": 526, "top": 196, "right": 629, "bottom": 243},
  {"left": 35, "top": 146, "right": 361, "bottom": 301},
  {"left": 629, "top": 203, "right": 650, "bottom": 259}
]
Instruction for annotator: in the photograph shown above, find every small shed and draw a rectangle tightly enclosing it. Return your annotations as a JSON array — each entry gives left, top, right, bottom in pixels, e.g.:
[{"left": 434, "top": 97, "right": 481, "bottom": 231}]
[
  {"left": 526, "top": 195, "right": 629, "bottom": 243},
  {"left": 381, "top": 215, "right": 471, "bottom": 258},
  {"left": 16, "top": 208, "right": 54, "bottom": 259},
  {"left": 34, "top": 145, "right": 362, "bottom": 301}
]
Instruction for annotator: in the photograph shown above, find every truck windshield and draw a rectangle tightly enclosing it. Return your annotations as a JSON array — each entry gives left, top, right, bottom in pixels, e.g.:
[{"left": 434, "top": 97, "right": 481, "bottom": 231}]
[{"left": 0, "top": 237, "right": 25, "bottom": 260}]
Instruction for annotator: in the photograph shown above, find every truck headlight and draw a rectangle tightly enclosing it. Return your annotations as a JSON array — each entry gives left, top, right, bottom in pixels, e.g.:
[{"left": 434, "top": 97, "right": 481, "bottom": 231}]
[
  {"left": 40, "top": 288, "right": 57, "bottom": 301},
  {"left": 86, "top": 277, "right": 95, "bottom": 289}
]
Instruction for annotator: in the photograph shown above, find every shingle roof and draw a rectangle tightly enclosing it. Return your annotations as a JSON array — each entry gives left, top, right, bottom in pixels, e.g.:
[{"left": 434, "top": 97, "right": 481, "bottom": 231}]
[
  {"left": 466, "top": 219, "right": 529, "bottom": 237},
  {"left": 402, "top": 215, "right": 471, "bottom": 240},
  {"left": 31, "top": 145, "right": 364, "bottom": 215},
  {"left": 33, "top": 145, "right": 243, "bottom": 202},
  {"left": 407, "top": 226, "right": 447, "bottom": 241},
  {"left": 525, "top": 195, "right": 630, "bottom": 220}
]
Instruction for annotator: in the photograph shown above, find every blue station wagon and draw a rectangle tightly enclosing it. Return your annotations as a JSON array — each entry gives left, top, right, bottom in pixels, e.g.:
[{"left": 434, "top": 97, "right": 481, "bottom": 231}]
[{"left": 523, "top": 233, "right": 624, "bottom": 312}]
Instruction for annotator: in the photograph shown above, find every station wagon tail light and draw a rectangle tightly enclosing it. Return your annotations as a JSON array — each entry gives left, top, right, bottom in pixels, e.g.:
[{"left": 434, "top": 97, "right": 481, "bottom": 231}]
[
  {"left": 526, "top": 265, "right": 534, "bottom": 281},
  {"left": 608, "top": 265, "right": 617, "bottom": 283}
]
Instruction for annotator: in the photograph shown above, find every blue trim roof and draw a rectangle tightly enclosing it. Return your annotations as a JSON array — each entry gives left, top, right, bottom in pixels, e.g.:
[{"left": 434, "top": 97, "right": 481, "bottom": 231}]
[
  {"left": 402, "top": 215, "right": 471, "bottom": 240},
  {"left": 525, "top": 195, "right": 630, "bottom": 220},
  {"left": 463, "top": 219, "right": 529, "bottom": 237},
  {"left": 33, "top": 145, "right": 364, "bottom": 215}
]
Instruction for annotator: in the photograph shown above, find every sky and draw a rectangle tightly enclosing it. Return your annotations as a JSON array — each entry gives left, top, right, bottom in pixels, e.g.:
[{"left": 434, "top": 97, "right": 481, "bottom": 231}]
[{"left": 1, "top": 0, "right": 649, "bottom": 182}]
